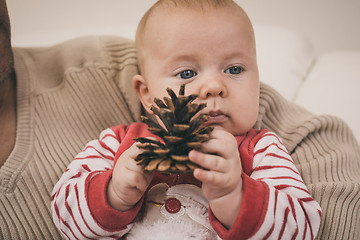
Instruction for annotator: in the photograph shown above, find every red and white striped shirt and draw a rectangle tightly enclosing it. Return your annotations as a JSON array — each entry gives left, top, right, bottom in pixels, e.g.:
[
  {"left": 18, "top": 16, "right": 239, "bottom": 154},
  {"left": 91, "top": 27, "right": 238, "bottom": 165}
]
[{"left": 51, "top": 122, "right": 321, "bottom": 239}]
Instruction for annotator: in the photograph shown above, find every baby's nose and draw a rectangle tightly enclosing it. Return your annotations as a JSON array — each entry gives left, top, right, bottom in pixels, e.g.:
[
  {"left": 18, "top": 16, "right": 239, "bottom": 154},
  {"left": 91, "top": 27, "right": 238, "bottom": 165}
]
[{"left": 199, "top": 74, "right": 227, "bottom": 98}]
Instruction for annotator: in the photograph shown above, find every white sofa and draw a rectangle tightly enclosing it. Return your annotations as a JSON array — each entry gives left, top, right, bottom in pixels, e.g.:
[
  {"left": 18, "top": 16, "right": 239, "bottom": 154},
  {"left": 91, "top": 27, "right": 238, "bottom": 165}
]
[{"left": 255, "top": 25, "right": 360, "bottom": 143}]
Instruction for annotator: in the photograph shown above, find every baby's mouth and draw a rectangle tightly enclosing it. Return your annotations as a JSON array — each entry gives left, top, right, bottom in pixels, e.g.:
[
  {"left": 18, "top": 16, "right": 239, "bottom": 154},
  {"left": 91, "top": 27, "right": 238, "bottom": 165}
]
[{"left": 207, "top": 111, "right": 228, "bottom": 124}]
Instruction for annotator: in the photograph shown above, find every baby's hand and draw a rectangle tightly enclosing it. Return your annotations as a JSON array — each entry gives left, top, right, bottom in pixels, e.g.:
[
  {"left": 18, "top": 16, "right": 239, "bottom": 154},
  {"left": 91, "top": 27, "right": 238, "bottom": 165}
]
[
  {"left": 189, "top": 126, "right": 243, "bottom": 228},
  {"left": 107, "top": 142, "right": 153, "bottom": 212}
]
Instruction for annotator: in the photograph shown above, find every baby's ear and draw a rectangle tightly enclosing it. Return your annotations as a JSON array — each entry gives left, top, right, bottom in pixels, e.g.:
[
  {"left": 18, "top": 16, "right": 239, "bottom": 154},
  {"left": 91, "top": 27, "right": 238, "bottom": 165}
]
[{"left": 132, "top": 74, "right": 153, "bottom": 114}]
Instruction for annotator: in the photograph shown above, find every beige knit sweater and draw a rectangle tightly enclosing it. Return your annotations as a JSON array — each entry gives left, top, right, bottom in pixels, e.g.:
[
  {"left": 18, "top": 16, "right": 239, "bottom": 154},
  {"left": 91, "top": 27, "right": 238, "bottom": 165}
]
[{"left": 0, "top": 36, "right": 359, "bottom": 239}]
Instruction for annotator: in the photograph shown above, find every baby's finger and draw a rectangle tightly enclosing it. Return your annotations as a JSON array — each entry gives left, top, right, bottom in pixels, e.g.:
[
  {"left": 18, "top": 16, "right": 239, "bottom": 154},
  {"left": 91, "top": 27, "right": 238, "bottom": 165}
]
[
  {"left": 119, "top": 158, "right": 154, "bottom": 193},
  {"left": 201, "top": 129, "right": 238, "bottom": 157},
  {"left": 200, "top": 138, "right": 227, "bottom": 156},
  {"left": 119, "top": 144, "right": 149, "bottom": 174},
  {"left": 127, "top": 142, "right": 146, "bottom": 158},
  {"left": 135, "top": 171, "right": 154, "bottom": 192},
  {"left": 189, "top": 150, "right": 228, "bottom": 173},
  {"left": 193, "top": 167, "right": 226, "bottom": 187}
]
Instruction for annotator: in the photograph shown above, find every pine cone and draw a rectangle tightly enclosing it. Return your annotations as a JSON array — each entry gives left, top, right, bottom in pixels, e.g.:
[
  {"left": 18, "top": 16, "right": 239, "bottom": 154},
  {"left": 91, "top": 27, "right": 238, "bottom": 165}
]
[{"left": 134, "top": 84, "right": 213, "bottom": 174}]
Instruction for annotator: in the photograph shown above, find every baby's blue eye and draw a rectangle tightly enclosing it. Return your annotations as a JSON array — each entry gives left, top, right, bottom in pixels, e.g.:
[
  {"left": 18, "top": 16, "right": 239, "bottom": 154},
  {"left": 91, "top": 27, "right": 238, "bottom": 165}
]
[
  {"left": 176, "top": 70, "right": 197, "bottom": 79},
  {"left": 225, "top": 66, "right": 244, "bottom": 74}
]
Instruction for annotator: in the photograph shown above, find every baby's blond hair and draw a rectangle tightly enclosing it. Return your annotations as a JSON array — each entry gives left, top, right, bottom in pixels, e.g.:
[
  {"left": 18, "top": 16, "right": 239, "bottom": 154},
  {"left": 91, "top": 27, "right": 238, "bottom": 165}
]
[
  {"left": 135, "top": 0, "right": 252, "bottom": 73},
  {"left": 136, "top": 0, "right": 238, "bottom": 38}
]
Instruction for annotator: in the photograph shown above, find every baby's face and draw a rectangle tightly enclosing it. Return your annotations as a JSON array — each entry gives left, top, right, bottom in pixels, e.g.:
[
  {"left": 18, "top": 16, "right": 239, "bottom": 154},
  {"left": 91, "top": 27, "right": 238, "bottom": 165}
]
[{"left": 136, "top": 6, "right": 259, "bottom": 135}]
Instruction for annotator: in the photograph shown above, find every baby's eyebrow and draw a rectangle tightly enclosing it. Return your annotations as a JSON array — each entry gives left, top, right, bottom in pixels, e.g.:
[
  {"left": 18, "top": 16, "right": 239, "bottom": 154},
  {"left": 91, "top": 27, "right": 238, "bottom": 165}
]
[
  {"left": 166, "top": 53, "right": 199, "bottom": 63},
  {"left": 222, "top": 50, "right": 250, "bottom": 59}
]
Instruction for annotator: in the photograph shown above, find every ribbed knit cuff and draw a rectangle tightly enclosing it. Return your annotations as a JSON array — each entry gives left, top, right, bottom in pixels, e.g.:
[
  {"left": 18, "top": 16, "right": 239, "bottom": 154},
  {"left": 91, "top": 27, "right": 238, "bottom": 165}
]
[
  {"left": 209, "top": 173, "right": 268, "bottom": 239},
  {"left": 86, "top": 170, "right": 144, "bottom": 231}
]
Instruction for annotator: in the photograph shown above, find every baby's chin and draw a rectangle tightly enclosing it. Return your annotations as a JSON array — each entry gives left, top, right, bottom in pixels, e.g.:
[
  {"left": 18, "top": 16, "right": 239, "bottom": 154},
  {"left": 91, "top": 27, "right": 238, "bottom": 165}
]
[{"left": 209, "top": 121, "right": 252, "bottom": 136}]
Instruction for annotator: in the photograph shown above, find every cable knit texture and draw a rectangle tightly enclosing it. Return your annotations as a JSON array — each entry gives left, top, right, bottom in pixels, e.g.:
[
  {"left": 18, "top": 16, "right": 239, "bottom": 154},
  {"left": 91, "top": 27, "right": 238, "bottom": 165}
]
[{"left": 0, "top": 36, "right": 359, "bottom": 239}]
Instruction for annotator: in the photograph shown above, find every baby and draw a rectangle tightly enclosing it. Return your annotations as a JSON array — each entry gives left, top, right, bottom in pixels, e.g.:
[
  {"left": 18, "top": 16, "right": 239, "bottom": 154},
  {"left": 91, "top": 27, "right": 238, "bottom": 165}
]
[{"left": 51, "top": 0, "right": 321, "bottom": 239}]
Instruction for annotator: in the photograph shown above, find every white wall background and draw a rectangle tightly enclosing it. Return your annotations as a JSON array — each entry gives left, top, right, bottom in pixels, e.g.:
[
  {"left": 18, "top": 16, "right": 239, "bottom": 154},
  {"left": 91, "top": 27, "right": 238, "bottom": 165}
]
[{"left": 7, "top": 0, "right": 360, "bottom": 55}]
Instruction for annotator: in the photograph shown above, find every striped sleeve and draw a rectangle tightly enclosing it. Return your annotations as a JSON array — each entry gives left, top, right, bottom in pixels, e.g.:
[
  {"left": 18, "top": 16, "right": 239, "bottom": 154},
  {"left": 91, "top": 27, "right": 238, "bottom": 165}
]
[
  {"left": 249, "top": 131, "right": 322, "bottom": 239},
  {"left": 51, "top": 127, "right": 134, "bottom": 239}
]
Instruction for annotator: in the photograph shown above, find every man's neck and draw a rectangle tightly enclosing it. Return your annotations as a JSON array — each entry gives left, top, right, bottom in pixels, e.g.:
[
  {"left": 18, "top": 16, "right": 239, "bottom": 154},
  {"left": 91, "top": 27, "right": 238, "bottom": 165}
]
[{"left": 0, "top": 74, "right": 16, "bottom": 167}]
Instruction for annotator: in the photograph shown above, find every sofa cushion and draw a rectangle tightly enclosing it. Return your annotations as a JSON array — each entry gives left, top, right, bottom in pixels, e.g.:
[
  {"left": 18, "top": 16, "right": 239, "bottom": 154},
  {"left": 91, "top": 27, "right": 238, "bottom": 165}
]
[
  {"left": 254, "top": 25, "right": 314, "bottom": 101},
  {"left": 295, "top": 51, "right": 360, "bottom": 142}
]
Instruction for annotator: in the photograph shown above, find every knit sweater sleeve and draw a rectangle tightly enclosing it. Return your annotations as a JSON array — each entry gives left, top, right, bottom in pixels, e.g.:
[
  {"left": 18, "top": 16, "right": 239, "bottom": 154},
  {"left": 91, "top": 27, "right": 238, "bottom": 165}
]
[
  {"left": 210, "top": 131, "right": 322, "bottom": 240},
  {"left": 51, "top": 125, "right": 142, "bottom": 239}
]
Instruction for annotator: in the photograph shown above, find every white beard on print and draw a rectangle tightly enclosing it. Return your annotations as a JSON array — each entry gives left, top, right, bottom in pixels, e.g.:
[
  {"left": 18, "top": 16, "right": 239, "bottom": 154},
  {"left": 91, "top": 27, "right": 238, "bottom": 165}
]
[{"left": 126, "top": 183, "right": 219, "bottom": 240}]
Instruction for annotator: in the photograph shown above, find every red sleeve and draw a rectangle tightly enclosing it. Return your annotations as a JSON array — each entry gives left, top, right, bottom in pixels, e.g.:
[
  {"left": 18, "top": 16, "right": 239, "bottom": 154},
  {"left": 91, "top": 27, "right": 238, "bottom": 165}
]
[
  {"left": 85, "top": 123, "right": 152, "bottom": 230},
  {"left": 86, "top": 170, "right": 144, "bottom": 231},
  {"left": 209, "top": 173, "right": 269, "bottom": 240}
]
